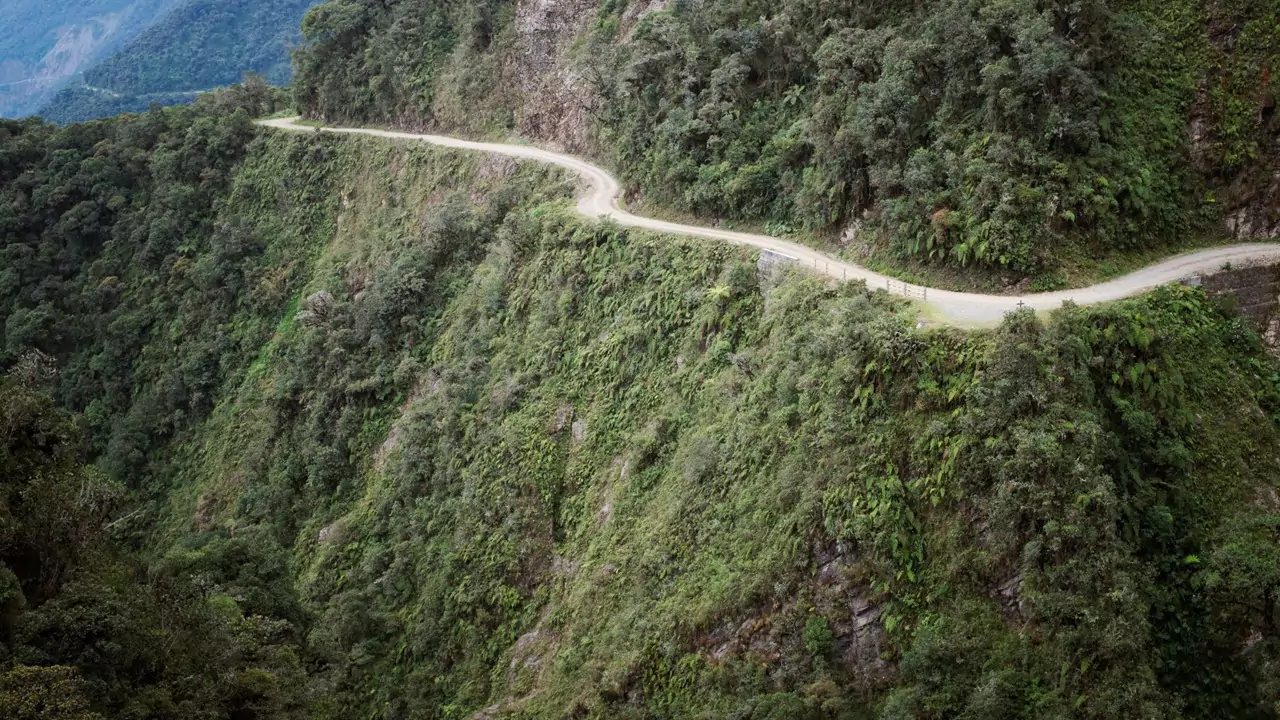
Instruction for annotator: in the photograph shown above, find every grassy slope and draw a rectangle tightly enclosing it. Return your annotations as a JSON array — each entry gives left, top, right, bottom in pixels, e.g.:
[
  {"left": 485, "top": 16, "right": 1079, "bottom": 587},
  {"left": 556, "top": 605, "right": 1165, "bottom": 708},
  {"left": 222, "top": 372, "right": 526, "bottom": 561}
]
[{"left": 143, "top": 128, "right": 1280, "bottom": 718}]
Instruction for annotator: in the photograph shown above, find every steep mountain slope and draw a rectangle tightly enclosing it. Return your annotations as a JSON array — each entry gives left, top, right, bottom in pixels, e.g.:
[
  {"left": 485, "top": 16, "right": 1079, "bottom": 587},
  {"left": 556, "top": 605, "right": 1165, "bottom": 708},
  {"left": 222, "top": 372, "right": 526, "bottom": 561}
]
[
  {"left": 0, "top": 87, "right": 312, "bottom": 718},
  {"left": 4, "top": 96, "right": 1280, "bottom": 718},
  {"left": 0, "top": 0, "right": 181, "bottom": 118},
  {"left": 292, "top": 0, "right": 1280, "bottom": 284},
  {"left": 38, "top": 0, "right": 322, "bottom": 124},
  {"left": 86, "top": 0, "right": 320, "bottom": 92}
]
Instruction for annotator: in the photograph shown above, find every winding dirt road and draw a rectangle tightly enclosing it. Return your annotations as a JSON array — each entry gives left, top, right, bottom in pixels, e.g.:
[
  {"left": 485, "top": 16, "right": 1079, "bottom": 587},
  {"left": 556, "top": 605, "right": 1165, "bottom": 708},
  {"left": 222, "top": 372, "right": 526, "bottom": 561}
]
[{"left": 260, "top": 116, "right": 1280, "bottom": 327}]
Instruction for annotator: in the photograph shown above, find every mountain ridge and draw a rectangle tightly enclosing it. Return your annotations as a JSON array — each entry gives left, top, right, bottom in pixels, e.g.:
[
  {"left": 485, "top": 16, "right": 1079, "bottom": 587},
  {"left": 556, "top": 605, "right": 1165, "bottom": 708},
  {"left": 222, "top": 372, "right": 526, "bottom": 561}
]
[
  {"left": 0, "top": 0, "right": 182, "bottom": 117},
  {"left": 16, "top": 0, "right": 320, "bottom": 123}
]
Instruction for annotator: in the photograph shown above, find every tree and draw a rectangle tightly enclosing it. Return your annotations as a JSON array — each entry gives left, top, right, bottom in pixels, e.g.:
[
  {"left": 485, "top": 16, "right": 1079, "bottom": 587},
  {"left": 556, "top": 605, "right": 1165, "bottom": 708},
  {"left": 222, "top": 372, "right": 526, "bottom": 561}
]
[{"left": 0, "top": 665, "right": 103, "bottom": 720}]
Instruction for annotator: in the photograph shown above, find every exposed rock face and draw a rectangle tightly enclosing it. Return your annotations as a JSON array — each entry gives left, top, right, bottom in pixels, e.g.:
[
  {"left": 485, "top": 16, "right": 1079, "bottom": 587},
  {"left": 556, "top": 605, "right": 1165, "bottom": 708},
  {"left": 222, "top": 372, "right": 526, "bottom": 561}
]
[
  {"left": 0, "top": 0, "right": 179, "bottom": 117},
  {"left": 814, "top": 548, "right": 892, "bottom": 681},
  {"left": 548, "top": 404, "right": 574, "bottom": 435},
  {"left": 1184, "top": 262, "right": 1280, "bottom": 355},
  {"left": 1223, "top": 159, "right": 1280, "bottom": 241},
  {"left": 1189, "top": 12, "right": 1280, "bottom": 242},
  {"left": 194, "top": 493, "right": 217, "bottom": 531},
  {"left": 995, "top": 573, "right": 1025, "bottom": 617},
  {"left": 511, "top": 0, "right": 599, "bottom": 152},
  {"left": 297, "top": 290, "right": 335, "bottom": 327},
  {"left": 593, "top": 455, "right": 630, "bottom": 526},
  {"left": 193, "top": 472, "right": 246, "bottom": 531},
  {"left": 0, "top": 16, "right": 125, "bottom": 116},
  {"left": 1190, "top": 263, "right": 1280, "bottom": 329},
  {"left": 471, "top": 605, "right": 563, "bottom": 718},
  {"left": 620, "top": 0, "right": 670, "bottom": 33},
  {"left": 839, "top": 593, "right": 887, "bottom": 672},
  {"left": 1216, "top": 86, "right": 1280, "bottom": 241},
  {"left": 701, "top": 593, "right": 890, "bottom": 678},
  {"left": 1190, "top": 98, "right": 1280, "bottom": 243},
  {"left": 317, "top": 520, "right": 349, "bottom": 545},
  {"left": 697, "top": 546, "right": 892, "bottom": 689}
]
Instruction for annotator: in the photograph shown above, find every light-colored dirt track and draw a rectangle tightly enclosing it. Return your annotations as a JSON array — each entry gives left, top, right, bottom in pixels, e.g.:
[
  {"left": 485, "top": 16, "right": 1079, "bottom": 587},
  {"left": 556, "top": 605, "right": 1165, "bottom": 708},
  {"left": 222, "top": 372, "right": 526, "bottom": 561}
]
[{"left": 260, "top": 117, "right": 1280, "bottom": 327}]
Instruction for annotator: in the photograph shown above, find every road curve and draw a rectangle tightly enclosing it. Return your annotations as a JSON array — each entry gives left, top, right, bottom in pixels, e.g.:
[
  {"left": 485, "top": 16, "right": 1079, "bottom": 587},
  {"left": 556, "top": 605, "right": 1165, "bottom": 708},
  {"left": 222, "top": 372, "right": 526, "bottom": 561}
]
[{"left": 259, "top": 117, "right": 1280, "bottom": 327}]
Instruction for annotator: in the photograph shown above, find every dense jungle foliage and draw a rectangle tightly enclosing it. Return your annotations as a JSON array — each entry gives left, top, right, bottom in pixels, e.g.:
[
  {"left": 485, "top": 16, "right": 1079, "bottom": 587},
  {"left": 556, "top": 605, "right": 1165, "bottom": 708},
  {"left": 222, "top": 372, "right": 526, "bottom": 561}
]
[
  {"left": 36, "top": 87, "right": 204, "bottom": 127},
  {"left": 4, "top": 95, "right": 1280, "bottom": 718},
  {"left": 37, "top": 0, "right": 321, "bottom": 124},
  {"left": 292, "top": 0, "right": 1280, "bottom": 277}
]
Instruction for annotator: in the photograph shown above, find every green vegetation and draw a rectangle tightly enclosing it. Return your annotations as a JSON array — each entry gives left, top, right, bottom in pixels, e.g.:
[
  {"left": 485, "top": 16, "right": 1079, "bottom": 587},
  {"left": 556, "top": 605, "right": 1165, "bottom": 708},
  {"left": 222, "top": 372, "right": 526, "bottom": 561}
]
[
  {"left": 0, "top": 0, "right": 180, "bottom": 117},
  {"left": 85, "top": 0, "right": 320, "bottom": 93},
  {"left": 37, "top": 0, "right": 321, "bottom": 124},
  {"left": 36, "top": 87, "right": 204, "bottom": 126},
  {"left": 4, "top": 92, "right": 1280, "bottom": 716},
  {"left": 292, "top": 0, "right": 1280, "bottom": 279},
  {"left": 1, "top": 375, "right": 309, "bottom": 719},
  {"left": 291, "top": 0, "right": 484, "bottom": 128},
  {"left": 0, "top": 0, "right": 152, "bottom": 65}
]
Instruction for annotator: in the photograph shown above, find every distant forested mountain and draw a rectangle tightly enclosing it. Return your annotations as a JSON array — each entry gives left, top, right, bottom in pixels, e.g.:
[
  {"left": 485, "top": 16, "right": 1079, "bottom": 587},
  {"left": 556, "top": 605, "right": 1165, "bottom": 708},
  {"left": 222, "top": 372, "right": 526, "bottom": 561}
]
[
  {"left": 0, "top": 0, "right": 181, "bottom": 117},
  {"left": 35, "top": 0, "right": 321, "bottom": 124},
  {"left": 89, "top": 0, "right": 319, "bottom": 92},
  {"left": 35, "top": 86, "right": 207, "bottom": 124}
]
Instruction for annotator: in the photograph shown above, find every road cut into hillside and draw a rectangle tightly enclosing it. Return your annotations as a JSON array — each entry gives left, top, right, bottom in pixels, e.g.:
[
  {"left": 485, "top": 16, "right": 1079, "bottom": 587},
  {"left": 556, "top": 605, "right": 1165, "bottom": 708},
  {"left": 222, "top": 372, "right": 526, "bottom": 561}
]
[{"left": 260, "top": 116, "right": 1280, "bottom": 327}]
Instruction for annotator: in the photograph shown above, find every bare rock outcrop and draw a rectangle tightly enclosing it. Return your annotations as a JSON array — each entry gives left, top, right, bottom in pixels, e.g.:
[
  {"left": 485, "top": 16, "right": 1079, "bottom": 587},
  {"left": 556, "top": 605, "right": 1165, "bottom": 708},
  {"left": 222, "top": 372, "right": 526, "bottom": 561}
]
[{"left": 511, "top": 0, "right": 599, "bottom": 152}]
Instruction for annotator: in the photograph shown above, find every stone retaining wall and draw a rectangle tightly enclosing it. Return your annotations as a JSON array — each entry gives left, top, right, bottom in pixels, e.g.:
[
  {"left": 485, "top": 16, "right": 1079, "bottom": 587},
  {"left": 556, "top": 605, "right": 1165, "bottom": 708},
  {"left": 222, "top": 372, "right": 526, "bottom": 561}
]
[{"left": 1184, "top": 262, "right": 1280, "bottom": 345}]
